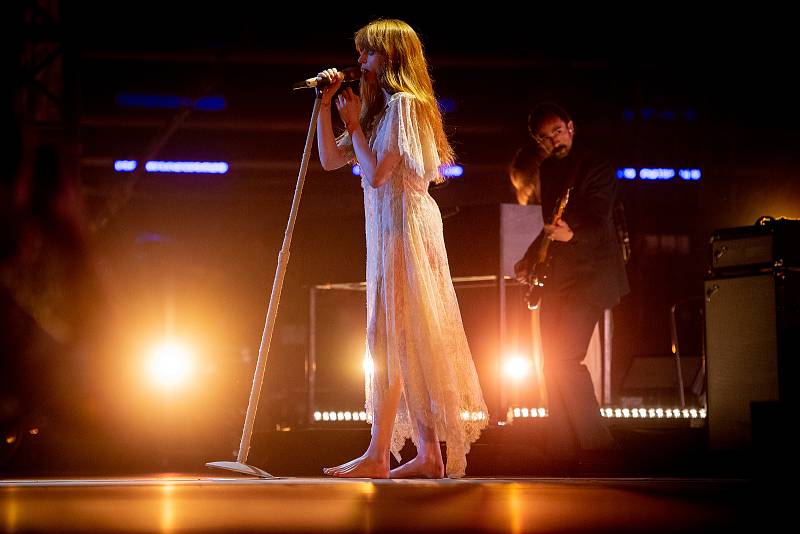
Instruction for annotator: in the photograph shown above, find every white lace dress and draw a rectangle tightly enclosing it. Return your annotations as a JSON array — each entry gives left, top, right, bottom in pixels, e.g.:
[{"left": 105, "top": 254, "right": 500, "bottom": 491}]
[{"left": 340, "top": 92, "right": 488, "bottom": 478}]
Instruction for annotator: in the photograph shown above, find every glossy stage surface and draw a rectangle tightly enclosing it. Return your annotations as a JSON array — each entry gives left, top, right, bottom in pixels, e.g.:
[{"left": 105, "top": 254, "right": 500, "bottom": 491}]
[{"left": 0, "top": 474, "right": 781, "bottom": 533}]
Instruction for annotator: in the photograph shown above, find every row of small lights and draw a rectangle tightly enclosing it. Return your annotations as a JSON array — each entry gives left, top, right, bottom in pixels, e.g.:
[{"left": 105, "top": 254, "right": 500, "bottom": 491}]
[
  {"left": 114, "top": 160, "right": 229, "bottom": 174},
  {"left": 314, "top": 411, "right": 368, "bottom": 422},
  {"left": 602, "top": 407, "right": 706, "bottom": 419},
  {"left": 115, "top": 93, "right": 226, "bottom": 111},
  {"left": 508, "top": 407, "right": 706, "bottom": 420},
  {"left": 616, "top": 168, "right": 701, "bottom": 181},
  {"left": 508, "top": 407, "right": 548, "bottom": 419},
  {"left": 114, "top": 96, "right": 697, "bottom": 123},
  {"left": 111, "top": 161, "right": 698, "bottom": 182},
  {"left": 352, "top": 164, "right": 464, "bottom": 178},
  {"left": 314, "top": 407, "right": 706, "bottom": 423},
  {"left": 313, "top": 410, "right": 488, "bottom": 423}
]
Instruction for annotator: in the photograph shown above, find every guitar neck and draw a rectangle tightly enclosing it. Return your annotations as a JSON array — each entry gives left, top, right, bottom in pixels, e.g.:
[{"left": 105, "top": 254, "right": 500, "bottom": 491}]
[
  {"left": 536, "top": 187, "right": 571, "bottom": 261},
  {"left": 535, "top": 238, "right": 551, "bottom": 262}
]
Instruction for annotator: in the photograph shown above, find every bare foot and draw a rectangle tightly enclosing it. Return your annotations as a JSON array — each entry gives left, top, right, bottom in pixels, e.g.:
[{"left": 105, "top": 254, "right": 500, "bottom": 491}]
[
  {"left": 389, "top": 454, "right": 444, "bottom": 479},
  {"left": 323, "top": 454, "right": 389, "bottom": 478}
]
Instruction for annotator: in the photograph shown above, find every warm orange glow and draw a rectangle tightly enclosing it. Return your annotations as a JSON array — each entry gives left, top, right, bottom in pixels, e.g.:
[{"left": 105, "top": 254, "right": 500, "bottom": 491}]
[
  {"left": 363, "top": 348, "right": 374, "bottom": 378},
  {"left": 146, "top": 340, "right": 194, "bottom": 390},
  {"left": 503, "top": 354, "right": 533, "bottom": 381}
]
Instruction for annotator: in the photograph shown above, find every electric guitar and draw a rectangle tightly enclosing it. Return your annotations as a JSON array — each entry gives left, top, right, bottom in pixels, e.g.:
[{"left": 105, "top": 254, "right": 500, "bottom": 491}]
[{"left": 524, "top": 187, "right": 572, "bottom": 310}]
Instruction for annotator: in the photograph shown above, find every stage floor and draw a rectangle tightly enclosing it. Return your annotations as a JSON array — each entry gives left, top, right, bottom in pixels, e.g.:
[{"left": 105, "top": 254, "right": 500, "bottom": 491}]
[{"left": 0, "top": 474, "right": 781, "bottom": 533}]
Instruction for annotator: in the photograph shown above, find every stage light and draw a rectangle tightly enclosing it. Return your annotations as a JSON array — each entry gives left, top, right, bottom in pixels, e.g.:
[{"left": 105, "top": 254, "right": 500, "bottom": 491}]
[
  {"left": 616, "top": 167, "right": 702, "bottom": 182},
  {"left": 363, "top": 350, "right": 374, "bottom": 379},
  {"left": 146, "top": 340, "right": 194, "bottom": 390},
  {"left": 617, "top": 168, "right": 637, "bottom": 180},
  {"left": 441, "top": 164, "right": 464, "bottom": 178},
  {"left": 194, "top": 96, "right": 226, "bottom": 111},
  {"left": 115, "top": 160, "right": 137, "bottom": 172},
  {"left": 116, "top": 93, "right": 184, "bottom": 109},
  {"left": 507, "top": 406, "right": 549, "bottom": 421},
  {"left": 598, "top": 407, "right": 705, "bottom": 419},
  {"left": 437, "top": 97, "right": 456, "bottom": 113},
  {"left": 313, "top": 410, "right": 368, "bottom": 422},
  {"left": 114, "top": 160, "right": 229, "bottom": 174},
  {"left": 145, "top": 161, "right": 228, "bottom": 174},
  {"left": 506, "top": 406, "right": 706, "bottom": 420},
  {"left": 115, "top": 93, "right": 227, "bottom": 111},
  {"left": 679, "top": 168, "right": 702, "bottom": 180},
  {"left": 503, "top": 354, "right": 533, "bottom": 381},
  {"left": 352, "top": 163, "right": 464, "bottom": 178},
  {"left": 640, "top": 168, "right": 675, "bottom": 180},
  {"left": 506, "top": 406, "right": 706, "bottom": 421}
]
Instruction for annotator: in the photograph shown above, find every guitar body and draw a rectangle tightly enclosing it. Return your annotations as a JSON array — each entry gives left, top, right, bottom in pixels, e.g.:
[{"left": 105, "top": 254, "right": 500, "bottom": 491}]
[{"left": 525, "top": 252, "right": 550, "bottom": 310}]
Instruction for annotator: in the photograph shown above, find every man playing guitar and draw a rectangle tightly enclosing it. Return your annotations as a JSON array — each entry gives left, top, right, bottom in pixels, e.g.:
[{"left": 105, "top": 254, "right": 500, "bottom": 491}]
[{"left": 512, "top": 102, "right": 629, "bottom": 471}]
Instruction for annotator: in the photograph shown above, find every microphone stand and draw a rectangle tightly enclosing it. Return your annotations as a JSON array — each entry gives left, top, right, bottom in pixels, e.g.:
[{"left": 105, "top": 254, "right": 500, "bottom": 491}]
[{"left": 206, "top": 88, "right": 324, "bottom": 478}]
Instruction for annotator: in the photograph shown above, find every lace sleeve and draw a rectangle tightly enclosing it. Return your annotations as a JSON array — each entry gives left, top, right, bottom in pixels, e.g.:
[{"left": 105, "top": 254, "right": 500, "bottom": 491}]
[{"left": 377, "top": 93, "right": 441, "bottom": 183}]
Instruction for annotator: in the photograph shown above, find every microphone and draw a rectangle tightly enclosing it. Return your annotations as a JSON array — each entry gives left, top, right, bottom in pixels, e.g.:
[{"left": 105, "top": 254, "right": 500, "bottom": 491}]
[{"left": 292, "top": 67, "right": 361, "bottom": 90}]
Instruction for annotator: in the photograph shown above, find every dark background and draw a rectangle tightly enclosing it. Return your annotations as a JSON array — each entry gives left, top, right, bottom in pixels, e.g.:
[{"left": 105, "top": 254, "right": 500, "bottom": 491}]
[{"left": 3, "top": 4, "right": 798, "bottom": 469}]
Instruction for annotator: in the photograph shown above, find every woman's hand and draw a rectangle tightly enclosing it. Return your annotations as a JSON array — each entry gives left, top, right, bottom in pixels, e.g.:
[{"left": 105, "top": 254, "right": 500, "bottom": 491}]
[
  {"left": 336, "top": 87, "right": 361, "bottom": 133},
  {"left": 317, "top": 68, "right": 343, "bottom": 105}
]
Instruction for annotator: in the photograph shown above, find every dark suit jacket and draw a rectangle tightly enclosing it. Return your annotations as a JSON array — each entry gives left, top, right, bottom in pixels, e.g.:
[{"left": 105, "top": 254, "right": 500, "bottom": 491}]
[{"left": 522, "top": 142, "right": 629, "bottom": 308}]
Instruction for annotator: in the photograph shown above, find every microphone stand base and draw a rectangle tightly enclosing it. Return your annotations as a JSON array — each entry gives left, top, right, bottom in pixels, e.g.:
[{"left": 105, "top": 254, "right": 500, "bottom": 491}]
[{"left": 205, "top": 461, "right": 275, "bottom": 479}]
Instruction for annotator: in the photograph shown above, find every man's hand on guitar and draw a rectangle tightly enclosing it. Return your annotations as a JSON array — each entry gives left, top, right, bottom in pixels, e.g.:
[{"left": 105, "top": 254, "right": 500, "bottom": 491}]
[
  {"left": 544, "top": 218, "right": 574, "bottom": 242},
  {"left": 514, "top": 258, "right": 531, "bottom": 283}
]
